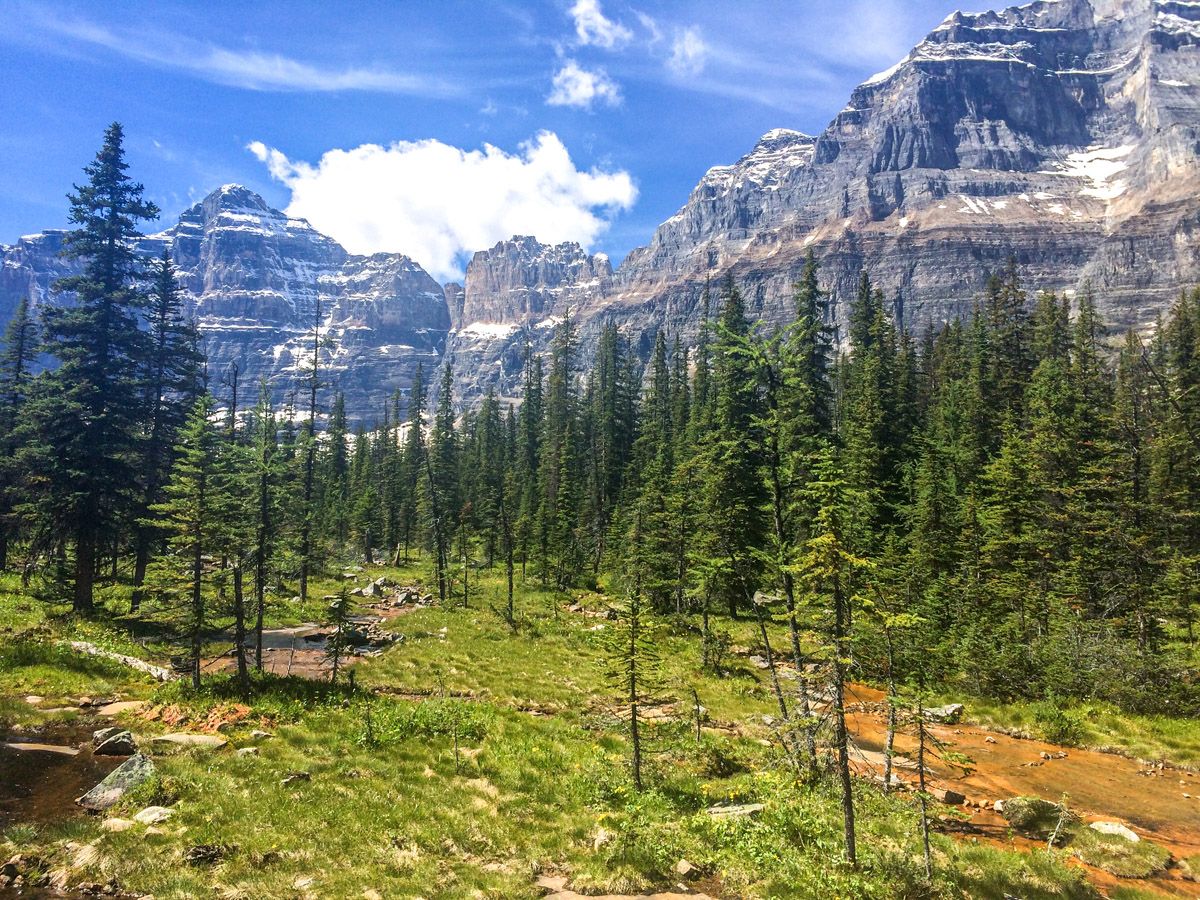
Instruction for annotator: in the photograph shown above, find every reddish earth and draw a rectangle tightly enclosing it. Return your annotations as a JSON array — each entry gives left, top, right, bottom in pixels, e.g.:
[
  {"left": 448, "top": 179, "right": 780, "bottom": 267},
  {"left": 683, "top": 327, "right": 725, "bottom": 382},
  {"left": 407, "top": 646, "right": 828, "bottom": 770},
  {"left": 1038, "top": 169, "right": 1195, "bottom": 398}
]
[{"left": 842, "top": 683, "right": 1200, "bottom": 897}]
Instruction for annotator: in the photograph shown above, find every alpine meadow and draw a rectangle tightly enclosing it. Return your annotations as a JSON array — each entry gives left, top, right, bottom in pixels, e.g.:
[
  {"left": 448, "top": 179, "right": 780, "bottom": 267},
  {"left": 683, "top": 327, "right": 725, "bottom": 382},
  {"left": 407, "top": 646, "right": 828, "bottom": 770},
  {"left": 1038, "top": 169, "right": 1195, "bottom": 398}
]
[{"left": 2, "top": 1, "right": 1200, "bottom": 898}]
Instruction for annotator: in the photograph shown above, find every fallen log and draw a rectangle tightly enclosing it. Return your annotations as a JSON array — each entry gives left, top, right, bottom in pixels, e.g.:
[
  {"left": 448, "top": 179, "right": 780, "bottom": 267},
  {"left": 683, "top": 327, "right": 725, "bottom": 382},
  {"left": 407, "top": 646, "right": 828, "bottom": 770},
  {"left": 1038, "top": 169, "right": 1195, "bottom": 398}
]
[{"left": 66, "top": 641, "right": 179, "bottom": 682}]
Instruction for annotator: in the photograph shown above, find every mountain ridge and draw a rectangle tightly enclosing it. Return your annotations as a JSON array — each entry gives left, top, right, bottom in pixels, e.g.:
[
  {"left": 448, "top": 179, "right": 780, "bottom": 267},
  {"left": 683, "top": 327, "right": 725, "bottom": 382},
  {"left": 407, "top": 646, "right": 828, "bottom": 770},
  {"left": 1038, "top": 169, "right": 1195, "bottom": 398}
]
[{"left": 3, "top": 0, "right": 1200, "bottom": 417}]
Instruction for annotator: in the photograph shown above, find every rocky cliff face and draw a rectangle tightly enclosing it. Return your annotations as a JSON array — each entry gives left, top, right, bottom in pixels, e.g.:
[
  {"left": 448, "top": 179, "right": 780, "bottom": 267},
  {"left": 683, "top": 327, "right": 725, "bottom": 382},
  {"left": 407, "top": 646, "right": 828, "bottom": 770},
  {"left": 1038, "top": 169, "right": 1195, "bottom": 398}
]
[
  {"left": 1, "top": 185, "right": 448, "bottom": 421},
  {"left": 3, "top": 0, "right": 1200, "bottom": 415},
  {"left": 447, "top": 0, "right": 1200, "bottom": 395}
]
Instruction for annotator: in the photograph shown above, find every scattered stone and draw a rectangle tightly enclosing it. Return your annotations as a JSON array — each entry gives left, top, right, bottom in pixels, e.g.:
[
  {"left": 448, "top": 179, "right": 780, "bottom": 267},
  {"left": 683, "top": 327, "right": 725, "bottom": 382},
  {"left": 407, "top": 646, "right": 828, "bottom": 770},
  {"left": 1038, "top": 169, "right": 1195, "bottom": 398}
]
[
  {"left": 144, "top": 827, "right": 167, "bottom": 837},
  {"left": 747, "top": 655, "right": 770, "bottom": 670},
  {"left": 281, "top": 771, "right": 311, "bottom": 786},
  {"left": 3, "top": 740, "right": 79, "bottom": 756},
  {"left": 152, "top": 733, "right": 228, "bottom": 749},
  {"left": 133, "top": 806, "right": 174, "bottom": 825},
  {"left": 536, "top": 875, "right": 569, "bottom": 892},
  {"left": 237, "top": 746, "right": 260, "bottom": 757},
  {"left": 363, "top": 890, "right": 383, "bottom": 900},
  {"left": 184, "top": 845, "right": 227, "bottom": 866},
  {"left": 293, "top": 875, "right": 315, "bottom": 889},
  {"left": 93, "top": 730, "right": 137, "bottom": 756},
  {"left": 78, "top": 697, "right": 94, "bottom": 708},
  {"left": 96, "top": 700, "right": 149, "bottom": 717},
  {"left": 925, "top": 703, "right": 964, "bottom": 724},
  {"left": 1089, "top": 821, "right": 1139, "bottom": 843},
  {"left": 993, "top": 800, "right": 1006, "bottom": 813},
  {"left": 101, "top": 818, "right": 134, "bottom": 833},
  {"left": 77, "top": 754, "right": 156, "bottom": 811},
  {"left": 23, "top": 695, "right": 45, "bottom": 706},
  {"left": 706, "top": 803, "right": 765, "bottom": 819},
  {"left": 1040, "top": 751, "right": 1052, "bottom": 760},
  {"left": 592, "top": 827, "right": 613, "bottom": 851},
  {"left": 984, "top": 736, "right": 997, "bottom": 744},
  {"left": 250, "top": 729, "right": 274, "bottom": 739},
  {"left": 674, "top": 859, "right": 698, "bottom": 878},
  {"left": 931, "top": 787, "right": 966, "bottom": 806}
]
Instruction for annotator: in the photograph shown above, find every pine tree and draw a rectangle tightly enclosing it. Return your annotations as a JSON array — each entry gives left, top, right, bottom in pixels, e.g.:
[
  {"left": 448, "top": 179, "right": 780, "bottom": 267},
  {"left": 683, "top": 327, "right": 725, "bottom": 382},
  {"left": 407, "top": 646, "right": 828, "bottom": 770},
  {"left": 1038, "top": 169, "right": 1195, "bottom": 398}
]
[
  {"left": 0, "top": 296, "right": 38, "bottom": 569},
  {"left": 428, "top": 364, "right": 458, "bottom": 602},
  {"left": 20, "top": 123, "right": 160, "bottom": 611},
  {"left": 697, "top": 274, "right": 767, "bottom": 616},
  {"left": 148, "top": 395, "right": 222, "bottom": 689},
  {"left": 131, "top": 250, "right": 201, "bottom": 609}
]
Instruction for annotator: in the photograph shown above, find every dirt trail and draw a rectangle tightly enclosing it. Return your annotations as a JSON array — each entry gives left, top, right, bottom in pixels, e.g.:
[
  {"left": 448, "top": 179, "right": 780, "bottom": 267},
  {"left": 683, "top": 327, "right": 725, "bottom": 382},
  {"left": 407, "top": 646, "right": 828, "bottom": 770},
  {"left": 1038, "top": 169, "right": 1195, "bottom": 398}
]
[{"left": 842, "top": 683, "right": 1200, "bottom": 897}]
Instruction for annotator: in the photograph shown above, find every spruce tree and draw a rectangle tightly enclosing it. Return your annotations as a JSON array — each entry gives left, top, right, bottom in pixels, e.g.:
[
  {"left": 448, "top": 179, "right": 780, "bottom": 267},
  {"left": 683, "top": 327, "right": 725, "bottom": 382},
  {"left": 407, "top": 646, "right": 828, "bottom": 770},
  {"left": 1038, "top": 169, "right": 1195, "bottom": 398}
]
[
  {"left": 131, "top": 250, "right": 202, "bottom": 609},
  {"left": 0, "top": 296, "right": 38, "bottom": 569},
  {"left": 21, "top": 123, "right": 160, "bottom": 611}
]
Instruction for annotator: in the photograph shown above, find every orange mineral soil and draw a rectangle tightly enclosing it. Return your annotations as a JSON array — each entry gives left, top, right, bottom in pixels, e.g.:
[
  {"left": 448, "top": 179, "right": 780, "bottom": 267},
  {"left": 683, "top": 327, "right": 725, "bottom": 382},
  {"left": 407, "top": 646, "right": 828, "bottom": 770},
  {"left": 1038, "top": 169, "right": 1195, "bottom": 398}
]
[{"left": 842, "top": 683, "right": 1200, "bottom": 897}]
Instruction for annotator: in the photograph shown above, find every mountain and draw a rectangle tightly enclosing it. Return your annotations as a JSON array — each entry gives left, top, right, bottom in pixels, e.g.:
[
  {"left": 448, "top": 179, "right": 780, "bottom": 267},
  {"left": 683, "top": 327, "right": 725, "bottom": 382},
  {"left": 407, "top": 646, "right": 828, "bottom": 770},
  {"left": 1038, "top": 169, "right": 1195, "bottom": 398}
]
[
  {"left": 3, "top": 0, "right": 1199, "bottom": 417},
  {"left": 1, "top": 185, "right": 449, "bottom": 420},
  {"left": 451, "top": 0, "right": 1200, "bottom": 396}
]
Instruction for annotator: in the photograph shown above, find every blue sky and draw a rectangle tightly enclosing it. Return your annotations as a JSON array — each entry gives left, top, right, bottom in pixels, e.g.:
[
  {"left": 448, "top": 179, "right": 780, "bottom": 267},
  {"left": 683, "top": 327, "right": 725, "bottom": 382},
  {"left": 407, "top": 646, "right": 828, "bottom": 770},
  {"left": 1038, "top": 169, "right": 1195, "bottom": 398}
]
[{"left": 0, "top": 0, "right": 962, "bottom": 281}]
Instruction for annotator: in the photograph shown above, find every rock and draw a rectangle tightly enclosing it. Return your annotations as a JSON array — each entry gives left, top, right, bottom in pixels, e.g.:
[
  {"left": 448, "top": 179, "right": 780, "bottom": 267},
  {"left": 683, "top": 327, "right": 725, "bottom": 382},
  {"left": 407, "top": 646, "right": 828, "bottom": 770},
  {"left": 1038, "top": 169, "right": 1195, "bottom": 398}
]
[
  {"left": 747, "top": 655, "right": 770, "bottom": 670},
  {"left": 993, "top": 800, "right": 1006, "bottom": 814},
  {"left": 23, "top": 695, "right": 44, "bottom": 706},
  {"left": 591, "top": 827, "right": 613, "bottom": 851},
  {"left": 706, "top": 803, "right": 765, "bottom": 819},
  {"left": 674, "top": 859, "right": 698, "bottom": 878},
  {"left": 931, "top": 787, "right": 966, "bottom": 806},
  {"left": 93, "top": 730, "right": 137, "bottom": 756},
  {"left": 96, "top": 700, "right": 149, "bottom": 717},
  {"left": 1089, "top": 821, "right": 1139, "bottom": 843},
  {"left": 984, "top": 736, "right": 997, "bottom": 744},
  {"left": 281, "top": 771, "right": 311, "bottom": 786},
  {"left": 101, "top": 818, "right": 134, "bottom": 833},
  {"left": 77, "top": 754, "right": 155, "bottom": 811},
  {"left": 133, "top": 806, "right": 174, "bottom": 825},
  {"left": 293, "top": 875, "right": 315, "bottom": 889},
  {"left": 236, "top": 746, "right": 259, "bottom": 757},
  {"left": 250, "top": 729, "right": 274, "bottom": 739},
  {"left": 363, "top": 891, "right": 383, "bottom": 900},
  {"left": 184, "top": 845, "right": 227, "bottom": 866},
  {"left": 925, "top": 704, "right": 964, "bottom": 725},
  {"left": 152, "top": 733, "right": 228, "bottom": 749},
  {"left": 3, "top": 740, "right": 79, "bottom": 756}
]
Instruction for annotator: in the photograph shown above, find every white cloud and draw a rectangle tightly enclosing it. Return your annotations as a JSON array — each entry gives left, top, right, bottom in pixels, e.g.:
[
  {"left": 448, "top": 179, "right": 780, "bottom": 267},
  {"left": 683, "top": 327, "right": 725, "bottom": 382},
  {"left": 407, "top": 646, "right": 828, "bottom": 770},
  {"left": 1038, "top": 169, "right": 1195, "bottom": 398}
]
[
  {"left": 248, "top": 133, "right": 636, "bottom": 283},
  {"left": 634, "top": 11, "right": 663, "bottom": 45},
  {"left": 21, "top": 13, "right": 454, "bottom": 95},
  {"left": 547, "top": 60, "right": 621, "bottom": 109},
  {"left": 570, "top": 0, "right": 632, "bottom": 48},
  {"left": 667, "top": 26, "right": 709, "bottom": 77}
]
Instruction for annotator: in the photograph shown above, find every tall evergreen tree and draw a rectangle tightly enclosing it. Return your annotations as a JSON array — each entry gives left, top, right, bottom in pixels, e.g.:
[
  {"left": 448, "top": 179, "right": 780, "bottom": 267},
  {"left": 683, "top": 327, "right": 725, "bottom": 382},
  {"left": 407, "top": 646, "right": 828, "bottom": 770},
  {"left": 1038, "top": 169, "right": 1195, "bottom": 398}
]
[{"left": 20, "top": 123, "right": 159, "bottom": 611}]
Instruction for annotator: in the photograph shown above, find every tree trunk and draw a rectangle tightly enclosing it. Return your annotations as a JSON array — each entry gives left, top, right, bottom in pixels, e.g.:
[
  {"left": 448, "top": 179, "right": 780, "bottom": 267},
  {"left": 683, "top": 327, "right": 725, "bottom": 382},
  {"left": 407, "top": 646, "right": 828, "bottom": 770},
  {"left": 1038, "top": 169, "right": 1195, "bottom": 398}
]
[
  {"left": 234, "top": 565, "right": 248, "bottom": 693},
  {"left": 190, "top": 541, "right": 204, "bottom": 691},
  {"left": 917, "top": 693, "right": 932, "bottom": 880},
  {"left": 73, "top": 528, "right": 96, "bottom": 614},
  {"left": 833, "top": 576, "right": 857, "bottom": 867}
]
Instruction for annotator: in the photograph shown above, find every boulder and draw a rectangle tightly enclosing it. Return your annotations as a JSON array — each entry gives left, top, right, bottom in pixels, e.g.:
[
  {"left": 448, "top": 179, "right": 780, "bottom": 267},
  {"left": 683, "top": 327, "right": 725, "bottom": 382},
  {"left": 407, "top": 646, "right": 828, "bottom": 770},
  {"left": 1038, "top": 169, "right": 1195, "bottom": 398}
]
[
  {"left": 133, "top": 806, "right": 174, "bottom": 825},
  {"left": 1089, "top": 821, "right": 1139, "bottom": 843},
  {"left": 152, "top": 733, "right": 228, "bottom": 749},
  {"left": 93, "top": 730, "right": 137, "bottom": 756},
  {"left": 931, "top": 787, "right": 966, "bottom": 806},
  {"left": 925, "top": 704, "right": 963, "bottom": 724},
  {"left": 77, "top": 754, "right": 155, "bottom": 811},
  {"left": 674, "top": 859, "right": 698, "bottom": 878}
]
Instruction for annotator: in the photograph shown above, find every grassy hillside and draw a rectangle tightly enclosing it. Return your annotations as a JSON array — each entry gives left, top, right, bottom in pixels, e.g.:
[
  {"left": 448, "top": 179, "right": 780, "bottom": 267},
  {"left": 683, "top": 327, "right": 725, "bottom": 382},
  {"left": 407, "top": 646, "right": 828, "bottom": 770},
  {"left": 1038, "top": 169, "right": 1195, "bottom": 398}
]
[{"left": 0, "top": 563, "right": 1183, "bottom": 898}]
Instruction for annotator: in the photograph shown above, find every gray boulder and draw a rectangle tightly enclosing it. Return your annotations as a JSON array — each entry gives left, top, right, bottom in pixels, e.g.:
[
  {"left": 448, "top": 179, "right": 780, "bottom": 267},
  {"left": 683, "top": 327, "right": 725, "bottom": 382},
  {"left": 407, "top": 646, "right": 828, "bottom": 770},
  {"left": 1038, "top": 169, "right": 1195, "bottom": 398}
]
[{"left": 76, "top": 754, "right": 155, "bottom": 811}]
